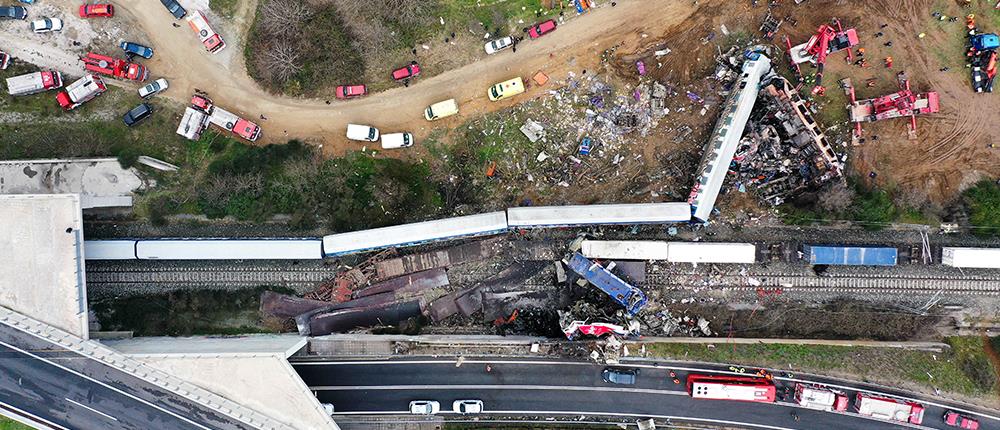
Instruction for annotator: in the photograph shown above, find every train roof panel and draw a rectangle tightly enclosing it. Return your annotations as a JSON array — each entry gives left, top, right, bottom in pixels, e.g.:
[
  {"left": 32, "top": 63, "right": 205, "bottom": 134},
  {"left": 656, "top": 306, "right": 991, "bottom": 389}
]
[
  {"left": 667, "top": 242, "right": 756, "bottom": 264},
  {"left": 322, "top": 212, "right": 508, "bottom": 257},
  {"left": 581, "top": 240, "right": 670, "bottom": 260},
  {"left": 136, "top": 239, "right": 323, "bottom": 260},
  {"left": 83, "top": 240, "right": 137, "bottom": 260},
  {"left": 507, "top": 203, "right": 690, "bottom": 227},
  {"left": 804, "top": 245, "right": 897, "bottom": 266}
]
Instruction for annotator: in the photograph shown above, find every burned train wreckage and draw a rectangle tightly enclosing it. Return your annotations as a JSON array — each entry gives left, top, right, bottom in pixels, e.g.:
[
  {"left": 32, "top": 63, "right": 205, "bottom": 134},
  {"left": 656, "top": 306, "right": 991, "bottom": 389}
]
[{"left": 690, "top": 50, "right": 843, "bottom": 220}]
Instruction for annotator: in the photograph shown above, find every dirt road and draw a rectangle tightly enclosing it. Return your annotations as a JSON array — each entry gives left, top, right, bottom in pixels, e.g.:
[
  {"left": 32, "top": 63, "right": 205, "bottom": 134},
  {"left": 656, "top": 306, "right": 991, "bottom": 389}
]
[{"left": 113, "top": 0, "right": 708, "bottom": 155}]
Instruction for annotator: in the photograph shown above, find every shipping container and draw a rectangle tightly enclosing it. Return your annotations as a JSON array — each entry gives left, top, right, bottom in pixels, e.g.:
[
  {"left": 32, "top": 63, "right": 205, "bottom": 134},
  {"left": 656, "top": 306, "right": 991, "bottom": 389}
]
[
  {"left": 803, "top": 245, "right": 897, "bottom": 266},
  {"left": 581, "top": 240, "right": 669, "bottom": 260},
  {"left": 667, "top": 242, "right": 756, "bottom": 264},
  {"left": 942, "top": 247, "right": 1000, "bottom": 269}
]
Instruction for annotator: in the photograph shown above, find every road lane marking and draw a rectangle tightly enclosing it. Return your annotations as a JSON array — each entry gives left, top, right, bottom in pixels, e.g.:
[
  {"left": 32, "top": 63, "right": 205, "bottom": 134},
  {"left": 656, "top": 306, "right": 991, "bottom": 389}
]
[
  {"left": 300, "top": 358, "right": 1000, "bottom": 422},
  {"left": 65, "top": 398, "right": 118, "bottom": 422},
  {"left": 0, "top": 399, "right": 70, "bottom": 430},
  {"left": 0, "top": 340, "right": 213, "bottom": 430},
  {"left": 309, "top": 384, "right": 688, "bottom": 395}
]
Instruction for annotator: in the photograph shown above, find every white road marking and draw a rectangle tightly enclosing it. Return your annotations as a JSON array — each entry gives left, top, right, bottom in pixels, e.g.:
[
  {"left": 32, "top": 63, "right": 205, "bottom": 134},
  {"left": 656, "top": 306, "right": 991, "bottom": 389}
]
[
  {"left": 0, "top": 340, "right": 213, "bottom": 430},
  {"left": 65, "top": 398, "right": 118, "bottom": 422},
  {"left": 331, "top": 410, "right": 798, "bottom": 429},
  {"left": 309, "top": 384, "right": 689, "bottom": 396},
  {"left": 302, "top": 358, "right": 1000, "bottom": 422},
  {"left": 0, "top": 399, "right": 70, "bottom": 430}
]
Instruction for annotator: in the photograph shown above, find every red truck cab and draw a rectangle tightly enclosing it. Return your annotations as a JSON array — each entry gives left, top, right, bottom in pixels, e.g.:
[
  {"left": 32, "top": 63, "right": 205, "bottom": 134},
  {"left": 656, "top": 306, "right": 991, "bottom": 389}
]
[
  {"left": 391, "top": 62, "right": 421, "bottom": 81},
  {"left": 528, "top": 19, "right": 557, "bottom": 39},
  {"left": 233, "top": 119, "right": 262, "bottom": 142}
]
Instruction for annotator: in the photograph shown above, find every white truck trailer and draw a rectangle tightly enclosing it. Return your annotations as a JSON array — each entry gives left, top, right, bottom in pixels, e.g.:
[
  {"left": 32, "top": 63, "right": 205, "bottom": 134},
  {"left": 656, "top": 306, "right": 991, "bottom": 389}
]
[
  {"left": 6, "top": 71, "right": 62, "bottom": 96},
  {"left": 794, "top": 383, "right": 849, "bottom": 412},
  {"left": 942, "top": 247, "right": 1000, "bottom": 269},
  {"left": 854, "top": 393, "right": 924, "bottom": 425}
]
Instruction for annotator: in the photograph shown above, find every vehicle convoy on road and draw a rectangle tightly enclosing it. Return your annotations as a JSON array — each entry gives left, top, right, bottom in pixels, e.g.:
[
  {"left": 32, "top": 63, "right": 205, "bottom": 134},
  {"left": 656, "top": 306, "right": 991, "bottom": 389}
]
[
  {"left": 176, "top": 94, "right": 261, "bottom": 142},
  {"left": 5, "top": 70, "right": 62, "bottom": 96},
  {"left": 687, "top": 375, "right": 776, "bottom": 403},
  {"left": 854, "top": 392, "right": 924, "bottom": 425},
  {"left": 81, "top": 52, "right": 149, "bottom": 82},
  {"left": 56, "top": 74, "right": 106, "bottom": 110},
  {"left": 186, "top": 10, "right": 225, "bottom": 53},
  {"left": 488, "top": 77, "right": 525, "bottom": 101}
]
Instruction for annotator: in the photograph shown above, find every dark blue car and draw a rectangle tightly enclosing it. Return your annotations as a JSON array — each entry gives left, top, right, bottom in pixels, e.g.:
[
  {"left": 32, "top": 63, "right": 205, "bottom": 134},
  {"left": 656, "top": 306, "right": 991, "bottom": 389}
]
[{"left": 120, "top": 41, "right": 153, "bottom": 59}]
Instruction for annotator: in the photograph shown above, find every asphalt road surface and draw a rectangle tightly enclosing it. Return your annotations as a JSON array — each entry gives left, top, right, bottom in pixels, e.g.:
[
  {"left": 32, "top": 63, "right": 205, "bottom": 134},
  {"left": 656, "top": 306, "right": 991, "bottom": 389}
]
[
  {"left": 293, "top": 357, "right": 1000, "bottom": 430},
  {"left": 0, "top": 324, "right": 257, "bottom": 430}
]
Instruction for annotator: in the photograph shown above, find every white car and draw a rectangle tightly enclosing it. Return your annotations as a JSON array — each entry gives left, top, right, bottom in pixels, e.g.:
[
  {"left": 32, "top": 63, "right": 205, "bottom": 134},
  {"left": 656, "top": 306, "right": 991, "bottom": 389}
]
[
  {"left": 138, "top": 78, "right": 169, "bottom": 98},
  {"left": 346, "top": 124, "right": 379, "bottom": 142},
  {"left": 30, "top": 18, "right": 63, "bottom": 33},
  {"left": 408, "top": 400, "right": 440, "bottom": 415},
  {"left": 380, "top": 132, "right": 413, "bottom": 149},
  {"left": 452, "top": 399, "right": 483, "bottom": 414},
  {"left": 484, "top": 36, "right": 513, "bottom": 55}
]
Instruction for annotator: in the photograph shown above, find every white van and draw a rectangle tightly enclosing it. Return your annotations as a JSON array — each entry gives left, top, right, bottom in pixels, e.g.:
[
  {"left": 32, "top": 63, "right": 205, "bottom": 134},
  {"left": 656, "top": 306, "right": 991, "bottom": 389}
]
[
  {"left": 424, "top": 99, "right": 458, "bottom": 121},
  {"left": 346, "top": 124, "right": 379, "bottom": 142},
  {"left": 381, "top": 132, "right": 414, "bottom": 149}
]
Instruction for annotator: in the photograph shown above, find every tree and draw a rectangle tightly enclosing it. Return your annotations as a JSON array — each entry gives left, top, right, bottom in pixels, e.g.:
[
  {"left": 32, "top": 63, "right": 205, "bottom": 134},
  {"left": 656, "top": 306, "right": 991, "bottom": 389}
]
[
  {"left": 964, "top": 180, "right": 1000, "bottom": 236},
  {"left": 817, "top": 181, "right": 855, "bottom": 214}
]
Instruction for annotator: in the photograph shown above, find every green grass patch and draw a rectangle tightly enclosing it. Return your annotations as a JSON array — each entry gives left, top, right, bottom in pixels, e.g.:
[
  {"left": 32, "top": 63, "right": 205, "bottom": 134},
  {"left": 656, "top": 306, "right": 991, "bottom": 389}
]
[
  {"left": 963, "top": 179, "right": 1000, "bottom": 236},
  {"left": 646, "top": 337, "right": 999, "bottom": 397},
  {"left": 210, "top": 0, "right": 240, "bottom": 18},
  {"left": 0, "top": 418, "right": 34, "bottom": 430}
]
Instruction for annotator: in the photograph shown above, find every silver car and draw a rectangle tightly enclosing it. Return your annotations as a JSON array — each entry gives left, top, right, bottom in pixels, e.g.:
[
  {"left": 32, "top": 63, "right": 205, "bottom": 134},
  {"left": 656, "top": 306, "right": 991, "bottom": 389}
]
[
  {"left": 484, "top": 36, "right": 513, "bottom": 55},
  {"left": 408, "top": 400, "right": 440, "bottom": 415},
  {"left": 30, "top": 17, "right": 63, "bottom": 33},
  {"left": 138, "top": 78, "right": 169, "bottom": 98},
  {"left": 452, "top": 399, "right": 483, "bottom": 414}
]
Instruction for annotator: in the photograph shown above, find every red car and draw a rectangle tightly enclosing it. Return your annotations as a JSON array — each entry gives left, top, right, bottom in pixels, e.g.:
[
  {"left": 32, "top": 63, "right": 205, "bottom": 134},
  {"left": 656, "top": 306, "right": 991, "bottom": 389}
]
[
  {"left": 944, "top": 411, "right": 979, "bottom": 429},
  {"left": 79, "top": 4, "right": 114, "bottom": 18},
  {"left": 335, "top": 84, "right": 367, "bottom": 99},
  {"left": 391, "top": 62, "right": 421, "bottom": 81},
  {"left": 528, "top": 19, "right": 557, "bottom": 39},
  {"left": 0, "top": 52, "right": 9, "bottom": 70}
]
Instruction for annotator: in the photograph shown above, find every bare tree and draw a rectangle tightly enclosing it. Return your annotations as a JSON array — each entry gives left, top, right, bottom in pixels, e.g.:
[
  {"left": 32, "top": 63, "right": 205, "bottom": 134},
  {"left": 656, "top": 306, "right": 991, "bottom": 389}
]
[
  {"left": 259, "top": 0, "right": 313, "bottom": 37},
  {"left": 261, "top": 39, "right": 304, "bottom": 82},
  {"left": 818, "top": 182, "right": 856, "bottom": 213}
]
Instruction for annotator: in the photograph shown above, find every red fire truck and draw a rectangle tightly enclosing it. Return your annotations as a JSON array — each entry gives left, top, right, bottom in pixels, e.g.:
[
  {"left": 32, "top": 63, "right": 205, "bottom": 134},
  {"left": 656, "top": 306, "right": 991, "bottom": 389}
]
[{"left": 855, "top": 392, "right": 924, "bottom": 425}]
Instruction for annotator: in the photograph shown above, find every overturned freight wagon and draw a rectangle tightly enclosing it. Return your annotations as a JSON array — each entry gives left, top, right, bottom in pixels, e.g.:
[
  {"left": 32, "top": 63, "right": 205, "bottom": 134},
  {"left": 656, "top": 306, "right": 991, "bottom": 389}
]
[
  {"left": 564, "top": 253, "right": 647, "bottom": 315},
  {"left": 803, "top": 245, "right": 896, "bottom": 266}
]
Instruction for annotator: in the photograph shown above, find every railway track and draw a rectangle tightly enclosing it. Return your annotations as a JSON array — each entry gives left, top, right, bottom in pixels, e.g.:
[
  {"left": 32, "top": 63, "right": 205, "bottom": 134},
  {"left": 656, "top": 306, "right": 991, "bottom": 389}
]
[
  {"left": 85, "top": 264, "right": 337, "bottom": 289},
  {"left": 643, "top": 271, "right": 1000, "bottom": 295}
]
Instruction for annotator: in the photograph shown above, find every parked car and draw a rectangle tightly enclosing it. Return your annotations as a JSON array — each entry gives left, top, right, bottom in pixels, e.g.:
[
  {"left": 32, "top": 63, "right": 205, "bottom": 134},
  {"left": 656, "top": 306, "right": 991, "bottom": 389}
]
[
  {"left": 79, "top": 4, "right": 114, "bottom": 18},
  {"left": 159, "top": 0, "right": 186, "bottom": 19},
  {"left": 0, "top": 6, "right": 27, "bottom": 20},
  {"left": 391, "top": 62, "right": 421, "bottom": 82},
  {"left": 335, "top": 84, "right": 367, "bottom": 99},
  {"left": 120, "top": 41, "right": 154, "bottom": 59},
  {"left": 18, "top": 0, "right": 34, "bottom": 4},
  {"left": 484, "top": 36, "right": 514, "bottom": 55},
  {"left": 488, "top": 77, "right": 525, "bottom": 101},
  {"left": 602, "top": 367, "right": 638, "bottom": 385},
  {"left": 424, "top": 99, "right": 458, "bottom": 121},
  {"left": 528, "top": 19, "right": 557, "bottom": 39},
  {"left": 30, "top": 18, "right": 63, "bottom": 33},
  {"left": 944, "top": 411, "right": 980, "bottom": 429},
  {"left": 452, "top": 400, "right": 483, "bottom": 414},
  {"left": 381, "top": 132, "right": 413, "bottom": 149},
  {"left": 138, "top": 78, "right": 169, "bottom": 98},
  {"left": 346, "top": 124, "right": 379, "bottom": 142},
  {"left": 408, "top": 400, "right": 440, "bottom": 415},
  {"left": 0, "top": 52, "right": 9, "bottom": 70},
  {"left": 122, "top": 103, "right": 153, "bottom": 127}
]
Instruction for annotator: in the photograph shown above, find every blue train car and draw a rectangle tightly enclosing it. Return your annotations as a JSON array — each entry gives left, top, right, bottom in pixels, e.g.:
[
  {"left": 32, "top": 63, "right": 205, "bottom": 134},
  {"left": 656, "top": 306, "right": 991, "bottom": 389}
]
[
  {"left": 563, "top": 253, "right": 648, "bottom": 315},
  {"left": 804, "top": 245, "right": 897, "bottom": 266}
]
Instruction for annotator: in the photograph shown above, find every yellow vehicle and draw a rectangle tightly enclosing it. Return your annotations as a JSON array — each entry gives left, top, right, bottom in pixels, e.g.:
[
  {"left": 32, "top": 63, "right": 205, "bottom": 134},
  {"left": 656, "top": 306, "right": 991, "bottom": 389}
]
[
  {"left": 488, "top": 77, "right": 525, "bottom": 101},
  {"left": 424, "top": 99, "right": 459, "bottom": 121}
]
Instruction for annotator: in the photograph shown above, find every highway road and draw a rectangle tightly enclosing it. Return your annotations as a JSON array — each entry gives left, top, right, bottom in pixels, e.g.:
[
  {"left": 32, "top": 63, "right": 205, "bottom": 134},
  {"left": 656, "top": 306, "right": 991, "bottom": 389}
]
[
  {"left": 0, "top": 325, "right": 257, "bottom": 430},
  {"left": 293, "top": 357, "right": 1000, "bottom": 429}
]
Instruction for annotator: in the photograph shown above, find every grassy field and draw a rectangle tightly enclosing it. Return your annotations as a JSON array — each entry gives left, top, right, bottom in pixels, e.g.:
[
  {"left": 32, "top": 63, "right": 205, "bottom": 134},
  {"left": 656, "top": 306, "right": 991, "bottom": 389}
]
[
  {"left": 0, "top": 418, "right": 32, "bottom": 430},
  {"left": 646, "top": 337, "right": 999, "bottom": 399},
  {"left": 211, "top": 0, "right": 240, "bottom": 18}
]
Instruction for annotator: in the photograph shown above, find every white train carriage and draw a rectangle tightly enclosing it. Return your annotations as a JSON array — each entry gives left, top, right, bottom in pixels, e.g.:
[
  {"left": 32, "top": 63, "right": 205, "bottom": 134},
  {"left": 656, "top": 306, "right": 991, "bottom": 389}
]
[
  {"left": 134, "top": 239, "right": 323, "bottom": 260},
  {"left": 581, "top": 240, "right": 670, "bottom": 260},
  {"left": 84, "top": 240, "right": 139, "bottom": 260},
  {"left": 942, "top": 247, "right": 1000, "bottom": 269},
  {"left": 667, "top": 242, "right": 756, "bottom": 264},
  {"left": 321, "top": 212, "right": 509, "bottom": 257},
  {"left": 507, "top": 203, "right": 691, "bottom": 228}
]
